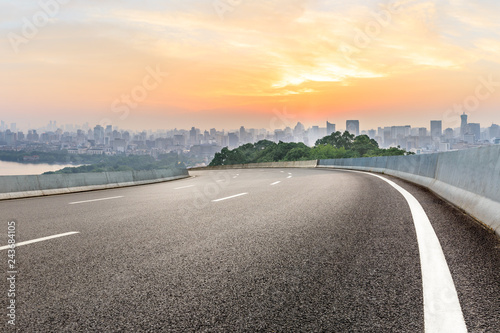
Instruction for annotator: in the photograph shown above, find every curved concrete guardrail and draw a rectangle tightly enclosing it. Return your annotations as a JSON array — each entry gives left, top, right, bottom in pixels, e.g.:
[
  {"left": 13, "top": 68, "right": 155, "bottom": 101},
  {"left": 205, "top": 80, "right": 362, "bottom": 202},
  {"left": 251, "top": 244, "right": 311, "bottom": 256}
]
[
  {"left": 0, "top": 168, "right": 189, "bottom": 200},
  {"left": 317, "top": 145, "right": 500, "bottom": 237}
]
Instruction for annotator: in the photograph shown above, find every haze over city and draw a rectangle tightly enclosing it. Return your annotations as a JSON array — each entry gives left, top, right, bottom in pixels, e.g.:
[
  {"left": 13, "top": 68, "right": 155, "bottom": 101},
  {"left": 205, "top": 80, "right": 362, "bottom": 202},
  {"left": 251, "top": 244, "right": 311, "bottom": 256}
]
[{"left": 1, "top": 0, "right": 500, "bottom": 130}]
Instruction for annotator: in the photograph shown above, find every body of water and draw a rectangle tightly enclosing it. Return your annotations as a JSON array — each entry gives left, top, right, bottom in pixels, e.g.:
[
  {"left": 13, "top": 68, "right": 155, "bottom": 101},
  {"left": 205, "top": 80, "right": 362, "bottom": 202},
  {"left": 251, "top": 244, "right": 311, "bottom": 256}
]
[{"left": 0, "top": 161, "right": 80, "bottom": 176}]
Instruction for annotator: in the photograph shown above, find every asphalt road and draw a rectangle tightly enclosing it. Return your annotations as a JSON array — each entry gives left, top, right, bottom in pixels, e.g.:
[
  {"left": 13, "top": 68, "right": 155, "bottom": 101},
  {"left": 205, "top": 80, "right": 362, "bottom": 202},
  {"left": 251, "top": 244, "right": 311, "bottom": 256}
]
[{"left": 1, "top": 168, "right": 499, "bottom": 332}]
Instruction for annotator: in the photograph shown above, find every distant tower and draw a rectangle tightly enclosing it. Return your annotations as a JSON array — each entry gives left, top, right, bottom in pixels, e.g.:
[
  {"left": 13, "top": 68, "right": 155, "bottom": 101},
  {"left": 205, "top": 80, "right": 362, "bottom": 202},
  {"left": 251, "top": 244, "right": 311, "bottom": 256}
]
[
  {"left": 430, "top": 120, "right": 442, "bottom": 139},
  {"left": 326, "top": 121, "right": 336, "bottom": 135},
  {"left": 460, "top": 113, "right": 468, "bottom": 138},
  {"left": 189, "top": 127, "right": 197, "bottom": 145},
  {"left": 346, "top": 120, "right": 360, "bottom": 136},
  {"left": 239, "top": 126, "right": 246, "bottom": 144}
]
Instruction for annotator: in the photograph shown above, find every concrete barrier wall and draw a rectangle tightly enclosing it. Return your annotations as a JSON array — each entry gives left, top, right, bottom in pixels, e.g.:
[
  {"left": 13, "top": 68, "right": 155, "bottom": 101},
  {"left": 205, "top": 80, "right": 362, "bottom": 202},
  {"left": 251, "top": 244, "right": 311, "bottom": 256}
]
[
  {"left": 0, "top": 168, "right": 189, "bottom": 200},
  {"left": 318, "top": 145, "right": 500, "bottom": 236}
]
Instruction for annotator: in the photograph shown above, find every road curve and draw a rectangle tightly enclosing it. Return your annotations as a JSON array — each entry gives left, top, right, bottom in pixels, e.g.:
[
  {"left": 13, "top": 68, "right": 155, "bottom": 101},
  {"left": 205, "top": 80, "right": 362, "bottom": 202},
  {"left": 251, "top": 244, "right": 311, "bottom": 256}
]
[{"left": 1, "top": 168, "right": 499, "bottom": 332}]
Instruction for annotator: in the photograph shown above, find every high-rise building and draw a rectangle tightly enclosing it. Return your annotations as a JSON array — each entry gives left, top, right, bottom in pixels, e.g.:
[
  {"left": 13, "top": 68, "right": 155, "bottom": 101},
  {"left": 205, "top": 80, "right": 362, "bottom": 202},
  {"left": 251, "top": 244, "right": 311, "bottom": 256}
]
[
  {"left": 93, "top": 125, "right": 104, "bottom": 145},
  {"left": 228, "top": 133, "right": 238, "bottom": 148},
  {"left": 489, "top": 124, "right": 500, "bottom": 140},
  {"left": 418, "top": 128, "right": 427, "bottom": 137},
  {"left": 239, "top": 126, "right": 247, "bottom": 144},
  {"left": 326, "top": 121, "right": 336, "bottom": 136},
  {"left": 430, "top": 120, "right": 442, "bottom": 139},
  {"left": 460, "top": 113, "right": 468, "bottom": 138},
  {"left": 294, "top": 122, "right": 304, "bottom": 135},
  {"left": 105, "top": 125, "right": 113, "bottom": 137},
  {"left": 346, "top": 120, "right": 360, "bottom": 136},
  {"left": 444, "top": 128, "right": 454, "bottom": 140},
  {"left": 189, "top": 127, "right": 197, "bottom": 145},
  {"left": 468, "top": 123, "right": 481, "bottom": 142}
]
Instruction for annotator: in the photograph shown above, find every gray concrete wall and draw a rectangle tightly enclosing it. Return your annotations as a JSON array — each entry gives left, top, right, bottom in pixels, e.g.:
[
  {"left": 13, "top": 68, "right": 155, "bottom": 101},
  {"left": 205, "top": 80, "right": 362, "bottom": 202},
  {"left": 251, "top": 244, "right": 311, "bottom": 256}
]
[
  {"left": 0, "top": 168, "right": 189, "bottom": 200},
  {"left": 318, "top": 145, "right": 500, "bottom": 236}
]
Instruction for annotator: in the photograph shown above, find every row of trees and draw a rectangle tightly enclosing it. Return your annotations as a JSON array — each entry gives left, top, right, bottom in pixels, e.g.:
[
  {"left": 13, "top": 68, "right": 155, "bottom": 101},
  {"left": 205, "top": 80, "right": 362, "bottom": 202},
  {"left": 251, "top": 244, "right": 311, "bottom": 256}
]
[{"left": 209, "top": 131, "right": 412, "bottom": 166}]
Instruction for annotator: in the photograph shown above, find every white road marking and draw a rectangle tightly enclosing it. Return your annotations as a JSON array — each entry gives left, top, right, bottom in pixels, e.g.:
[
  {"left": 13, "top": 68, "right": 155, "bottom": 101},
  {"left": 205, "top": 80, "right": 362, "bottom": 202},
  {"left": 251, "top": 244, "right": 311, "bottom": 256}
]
[
  {"left": 212, "top": 193, "right": 248, "bottom": 202},
  {"left": 287, "top": 176, "right": 292, "bottom": 179},
  {"left": 174, "top": 185, "right": 195, "bottom": 190},
  {"left": 69, "top": 196, "right": 124, "bottom": 205},
  {"left": 288, "top": 172, "right": 292, "bottom": 175},
  {"left": 216, "top": 180, "right": 224, "bottom": 182},
  {"left": 352, "top": 170, "right": 467, "bottom": 333},
  {"left": 0, "top": 232, "right": 80, "bottom": 251},
  {"left": 280, "top": 171, "right": 284, "bottom": 173},
  {"left": 270, "top": 181, "right": 281, "bottom": 186}
]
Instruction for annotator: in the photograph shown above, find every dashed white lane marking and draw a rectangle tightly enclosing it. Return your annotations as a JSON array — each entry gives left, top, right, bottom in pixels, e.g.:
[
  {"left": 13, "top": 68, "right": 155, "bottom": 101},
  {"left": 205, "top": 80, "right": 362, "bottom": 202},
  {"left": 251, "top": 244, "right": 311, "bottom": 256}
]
[
  {"left": 288, "top": 172, "right": 292, "bottom": 175},
  {"left": 270, "top": 181, "right": 281, "bottom": 186},
  {"left": 287, "top": 176, "right": 292, "bottom": 179},
  {"left": 352, "top": 170, "right": 467, "bottom": 333},
  {"left": 280, "top": 171, "right": 284, "bottom": 173},
  {"left": 69, "top": 196, "right": 124, "bottom": 205},
  {"left": 174, "top": 185, "right": 195, "bottom": 190},
  {"left": 212, "top": 193, "right": 248, "bottom": 202},
  {"left": 0, "top": 232, "right": 80, "bottom": 251}
]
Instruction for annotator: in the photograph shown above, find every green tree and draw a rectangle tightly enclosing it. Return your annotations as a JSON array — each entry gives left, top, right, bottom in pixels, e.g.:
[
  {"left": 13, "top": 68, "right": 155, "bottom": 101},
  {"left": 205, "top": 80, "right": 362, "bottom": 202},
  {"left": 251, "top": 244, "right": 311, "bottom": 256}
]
[{"left": 351, "top": 135, "right": 379, "bottom": 157}]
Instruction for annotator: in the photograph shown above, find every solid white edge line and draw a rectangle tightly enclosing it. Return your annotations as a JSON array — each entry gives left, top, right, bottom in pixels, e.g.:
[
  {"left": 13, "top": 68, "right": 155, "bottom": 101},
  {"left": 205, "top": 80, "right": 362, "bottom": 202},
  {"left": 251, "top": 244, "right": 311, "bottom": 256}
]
[
  {"left": 0, "top": 232, "right": 80, "bottom": 251},
  {"left": 270, "top": 181, "right": 281, "bottom": 186},
  {"left": 349, "top": 170, "right": 467, "bottom": 333},
  {"left": 174, "top": 185, "right": 195, "bottom": 190},
  {"left": 69, "top": 196, "right": 124, "bottom": 205},
  {"left": 212, "top": 193, "right": 248, "bottom": 202}
]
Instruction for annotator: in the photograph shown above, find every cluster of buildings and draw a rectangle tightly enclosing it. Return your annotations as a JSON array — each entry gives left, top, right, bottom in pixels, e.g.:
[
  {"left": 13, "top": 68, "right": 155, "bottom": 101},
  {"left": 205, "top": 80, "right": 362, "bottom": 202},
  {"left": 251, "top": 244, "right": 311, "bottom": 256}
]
[{"left": 1, "top": 114, "right": 499, "bottom": 165}]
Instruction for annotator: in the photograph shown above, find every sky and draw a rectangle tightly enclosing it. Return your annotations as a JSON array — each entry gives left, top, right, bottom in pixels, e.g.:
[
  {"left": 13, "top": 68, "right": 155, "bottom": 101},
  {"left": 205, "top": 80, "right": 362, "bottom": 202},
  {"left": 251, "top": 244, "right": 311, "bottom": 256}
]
[{"left": 1, "top": 0, "right": 499, "bottom": 132}]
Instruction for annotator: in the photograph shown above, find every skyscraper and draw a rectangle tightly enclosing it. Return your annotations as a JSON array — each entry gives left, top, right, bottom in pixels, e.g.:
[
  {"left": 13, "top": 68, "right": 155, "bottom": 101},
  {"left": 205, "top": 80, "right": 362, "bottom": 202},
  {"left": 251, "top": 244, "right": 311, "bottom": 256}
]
[
  {"left": 326, "top": 121, "right": 336, "bottom": 136},
  {"left": 430, "top": 120, "right": 442, "bottom": 139},
  {"left": 239, "top": 126, "right": 247, "bottom": 144},
  {"left": 93, "top": 125, "right": 104, "bottom": 144},
  {"left": 228, "top": 133, "right": 238, "bottom": 148},
  {"left": 460, "top": 113, "right": 468, "bottom": 138},
  {"left": 189, "top": 127, "right": 197, "bottom": 145},
  {"left": 346, "top": 120, "right": 360, "bottom": 136},
  {"left": 468, "top": 123, "right": 481, "bottom": 141}
]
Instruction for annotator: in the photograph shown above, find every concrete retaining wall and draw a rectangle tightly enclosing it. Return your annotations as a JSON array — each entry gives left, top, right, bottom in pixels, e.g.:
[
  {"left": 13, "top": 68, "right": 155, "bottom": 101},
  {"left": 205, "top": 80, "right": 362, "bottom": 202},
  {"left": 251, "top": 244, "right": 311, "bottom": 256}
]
[
  {"left": 318, "top": 145, "right": 500, "bottom": 236},
  {"left": 0, "top": 168, "right": 189, "bottom": 200}
]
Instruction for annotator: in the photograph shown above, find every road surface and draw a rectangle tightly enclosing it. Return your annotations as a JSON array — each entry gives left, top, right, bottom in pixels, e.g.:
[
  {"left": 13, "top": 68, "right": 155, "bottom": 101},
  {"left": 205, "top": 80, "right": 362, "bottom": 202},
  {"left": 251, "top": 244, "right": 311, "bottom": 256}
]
[{"left": 1, "top": 168, "right": 499, "bottom": 332}]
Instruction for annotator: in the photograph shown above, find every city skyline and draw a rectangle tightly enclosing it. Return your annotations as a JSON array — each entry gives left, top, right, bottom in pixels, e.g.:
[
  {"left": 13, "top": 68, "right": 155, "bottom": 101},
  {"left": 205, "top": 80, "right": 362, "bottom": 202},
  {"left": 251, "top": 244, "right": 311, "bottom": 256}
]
[
  {"left": 2, "top": 112, "right": 498, "bottom": 151},
  {"left": 0, "top": 112, "right": 497, "bottom": 135},
  {"left": 1, "top": 1, "right": 500, "bottom": 130}
]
